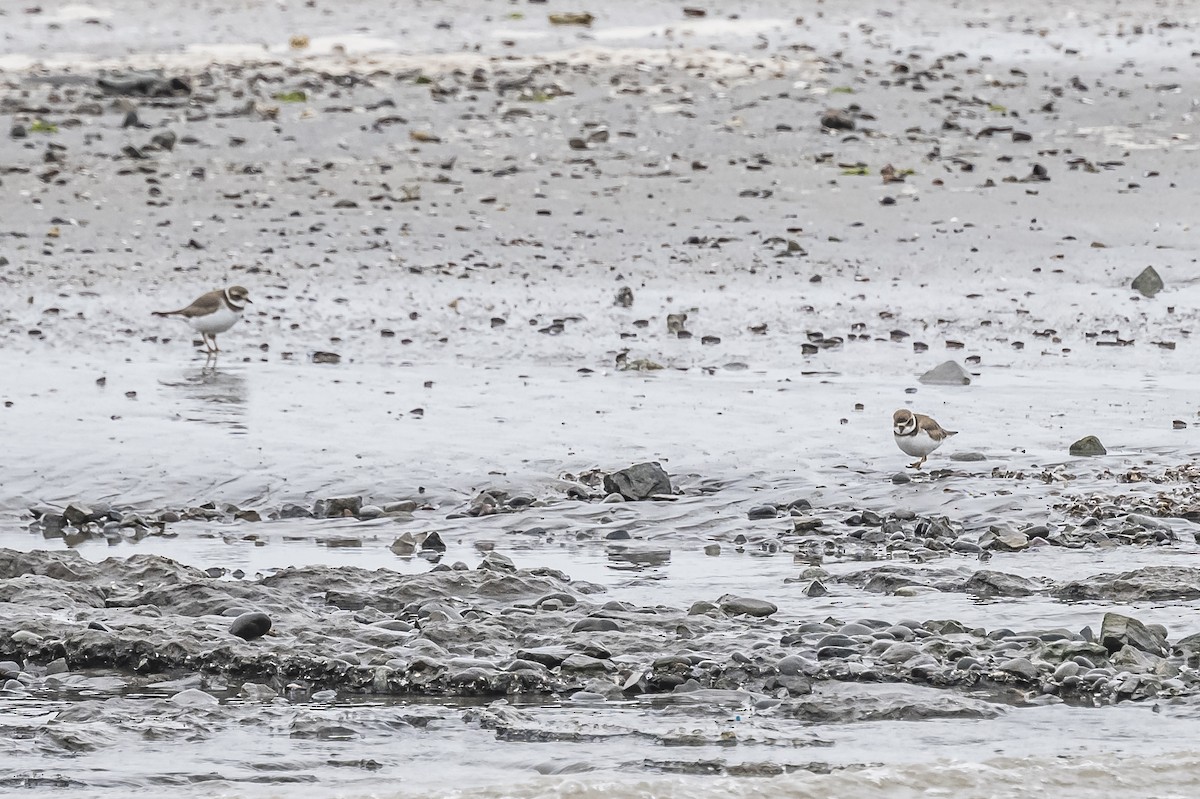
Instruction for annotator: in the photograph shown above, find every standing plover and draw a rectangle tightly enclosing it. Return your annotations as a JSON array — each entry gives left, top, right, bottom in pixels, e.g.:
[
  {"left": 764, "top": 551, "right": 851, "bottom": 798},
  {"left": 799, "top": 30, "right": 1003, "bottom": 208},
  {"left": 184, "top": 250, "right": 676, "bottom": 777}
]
[
  {"left": 153, "top": 285, "right": 251, "bottom": 353},
  {"left": 893, "top": 409, "right": 956, "bottom": 469}
]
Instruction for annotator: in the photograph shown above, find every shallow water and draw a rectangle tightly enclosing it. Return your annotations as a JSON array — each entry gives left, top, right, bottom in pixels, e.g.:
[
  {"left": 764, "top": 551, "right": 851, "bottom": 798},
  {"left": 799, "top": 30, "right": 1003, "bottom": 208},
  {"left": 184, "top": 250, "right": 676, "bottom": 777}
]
[{"left": 5, "top": 352, "right": 1200, "bottom": 797}]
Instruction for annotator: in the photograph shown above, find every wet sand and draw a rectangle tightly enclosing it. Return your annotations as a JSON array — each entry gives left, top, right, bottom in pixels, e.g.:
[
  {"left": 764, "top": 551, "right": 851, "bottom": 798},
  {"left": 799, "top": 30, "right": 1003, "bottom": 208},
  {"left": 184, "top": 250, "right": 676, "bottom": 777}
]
[{"left": 4, "top": 0, "right": 1200, "bottom": 796}]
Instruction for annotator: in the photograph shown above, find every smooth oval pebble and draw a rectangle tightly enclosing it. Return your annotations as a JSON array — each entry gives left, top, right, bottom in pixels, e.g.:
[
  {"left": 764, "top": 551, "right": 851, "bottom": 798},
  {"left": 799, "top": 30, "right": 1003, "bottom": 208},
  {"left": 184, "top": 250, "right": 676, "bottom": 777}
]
[{"left": 230, "top": 611, "right": 273, "bottom": 641}]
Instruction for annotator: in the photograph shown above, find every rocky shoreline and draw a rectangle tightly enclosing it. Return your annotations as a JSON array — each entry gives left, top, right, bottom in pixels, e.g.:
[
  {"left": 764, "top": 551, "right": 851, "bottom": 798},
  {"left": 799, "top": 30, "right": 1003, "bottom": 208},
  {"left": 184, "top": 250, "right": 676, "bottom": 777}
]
[{"left": 3, "top": 544, "right": 1198, "bottom": 708}]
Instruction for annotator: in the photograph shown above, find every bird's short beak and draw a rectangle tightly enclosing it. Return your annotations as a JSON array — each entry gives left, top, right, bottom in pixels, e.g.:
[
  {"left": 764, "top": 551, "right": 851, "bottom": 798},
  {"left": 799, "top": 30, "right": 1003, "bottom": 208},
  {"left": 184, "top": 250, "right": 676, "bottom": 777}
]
[{"left": 244, "top": 298, "right": 253, "bottom": 304}]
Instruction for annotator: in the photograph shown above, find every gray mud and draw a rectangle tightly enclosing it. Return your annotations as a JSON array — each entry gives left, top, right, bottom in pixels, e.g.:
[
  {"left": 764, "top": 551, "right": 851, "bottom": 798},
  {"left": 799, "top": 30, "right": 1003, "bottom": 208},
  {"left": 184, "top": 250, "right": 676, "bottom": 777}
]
[{"left": 5, "top": 0, "right": 1200, "bottom": 796}]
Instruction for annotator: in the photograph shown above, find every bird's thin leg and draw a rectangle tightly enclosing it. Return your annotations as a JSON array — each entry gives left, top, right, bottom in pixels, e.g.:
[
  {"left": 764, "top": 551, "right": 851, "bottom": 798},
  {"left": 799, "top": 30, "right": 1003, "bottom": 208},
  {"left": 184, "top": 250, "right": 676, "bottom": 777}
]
[
  {"left": 211, "top": 334, "right": 220, "bottom": 353},
  {"left": 908, "top": 456, "right": 926, "bottom": 470}
]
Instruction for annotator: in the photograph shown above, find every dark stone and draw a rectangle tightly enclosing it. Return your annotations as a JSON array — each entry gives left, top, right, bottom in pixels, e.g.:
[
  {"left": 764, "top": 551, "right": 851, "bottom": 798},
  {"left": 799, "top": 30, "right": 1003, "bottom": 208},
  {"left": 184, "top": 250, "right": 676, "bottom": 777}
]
[
  {"left": 997, "top": 657, "right": 1038, "bottom": 680},
  {"left": 63, "top": 503, "right": 94, "bottom": 526},
  {"left": 1100, "top": 612, "right": 1167, "bottom": 655},
  {"left": 478, "top": 552, "right": 516, "bottom": 572},
  {"left": 1054, "top": 566, "right": 1200, "bottom": 602},
  {"left": 1069, "top": 436, "right": 1106, "bottom": 456},
  {"left": 1131, "top": 266, "right": 1164, "bottom": 298},
  {"left": 572, "top": 618, "right": 619, "bottom": 633},
  {"left": 279, "top": 503, "right": 314, "bottom": 519},
  {"left": 421, "top": 532, "right": 446, "bottom": 551},
  {"left": 320, "top": 496, "right": 362, "bottom": 518},
  {"left": 918, "top": 360, "right": 971, "bottom": 385},
  {"left": 962, "top": 570, "right": 1037, "bottom": 598},
  {"left": 150, "top": 130, "right": 177, "bottom": 151},
  {"left": 747, "top": 505, "right": 778, "bottom": 520},
  {"left": 515, "top": 646, "right": 571, "bottom": 668},
  {"left": 229, "top": 611, "right": 272, "bottom": 641},
  {"left": 97, "top": 73, "right": 191, "bottom": 97},
  {"left": 718, "top": 596, "right": 777, "bottom": 617},
  {"left": 820, "top": 109, "right": 855, "bottom": 130},
  {"left": 816, "top": 646, "right": 858, "bottom": 660},
  {"left": 602, "top": 462, "right": 672, "bottom": 501}
]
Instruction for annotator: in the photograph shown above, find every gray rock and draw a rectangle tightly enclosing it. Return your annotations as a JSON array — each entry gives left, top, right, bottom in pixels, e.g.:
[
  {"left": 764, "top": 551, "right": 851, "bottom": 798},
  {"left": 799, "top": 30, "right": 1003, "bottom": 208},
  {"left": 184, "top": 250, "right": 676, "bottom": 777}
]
[
  {"left": 820, "top": 109, "right": 855, "bottom": 130},
  {"left": 1053, "top": 661, "right": 1080, "bottom": 681},
  {"left": 816, "top": 646, "right": 858, "bottom": 660},
  {"left": 478, "top": 552, "right": 517, "bottom": 572},
  {"left": 773, "top": 674, "right": 813, "bottom": 696},
  {"left": 718, "top": 596, "right": 777, "bottom": 617},
  {"left": 986, "top": 529, "right": 1030, "bottom": 552},
  {"left": 963, "top": 570, "right": 1037, "bottom": 597},
  {"left": 918, "top": 360, "right": 971, "bottom": 386},
  {"left": 776, "top": 655, "right": 812, "bottom": 676},
  {"left": 560, "top": 654, "right": 610, "bottom": 672},
  {"left": 997, "top": 657, "right": 1039, "bottom": 680},
  {"left": 1069, "top": 436, "right": 1106, "bottom": 456},
  {"left": 171, "top": 688, "right": 219, "bottom": 707},
  {"left": 150, "top": 130, "right": 177, "bottom": 151},
  {"left": 1055, "top": 566, "right": 1200, "bottom": 602},
  {"left": 816, "top": 634, "right": 860, "bottom": 649},
  {"left": 229, "top": 611, "right": 273, "bottom": 641},
  {"left": 572, "top": 618, "right": 619, "bottom": 633},
  {"left": 603, "top": 462, "right": 672, "bottom": 501},
  {"left": 880, "top": 642, "right": 922, "bottom": 664},
  {"left": 747, "top": 505, "right": 778, "bottom": 520},
  {"left": 420, "top": 532, "right": 446, "bottom": 551},
  {"left": 357, "top": 504, "right": 384, "bottom": 519},
  {"left": 319, "top": 496, "right": 363, "bottom": 517},
  {"left": 63, "top": 503, "right": 94, "bottom": 526},
  {"left": 390, "top": 533, "right": 417, "bottom": 556},
  {"left": 279, "top": 503, "right": 314, "bottom": 519},
  {"left": 1131, "top": 266, "right": 1164, "bottom": 298},
  {"left": 515, "top": 647, "right": 571, "bottom": 668},
  {"left": 804, "top": 580, "right": 828, "bottom": 597},
  {"left": 1100, "top": 612, "right": 1167, "bottom": 656}
]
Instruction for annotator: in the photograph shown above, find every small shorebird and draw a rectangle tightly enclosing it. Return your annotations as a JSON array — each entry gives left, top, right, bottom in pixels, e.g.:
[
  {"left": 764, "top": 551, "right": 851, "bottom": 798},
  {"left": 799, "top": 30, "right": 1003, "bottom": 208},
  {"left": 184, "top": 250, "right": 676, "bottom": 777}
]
[
  {"left": 153, "top": 285, "right": 251, "bottom": 353},
  {"left": 893, "top": 409, "right": 956, "bottom": 469}
]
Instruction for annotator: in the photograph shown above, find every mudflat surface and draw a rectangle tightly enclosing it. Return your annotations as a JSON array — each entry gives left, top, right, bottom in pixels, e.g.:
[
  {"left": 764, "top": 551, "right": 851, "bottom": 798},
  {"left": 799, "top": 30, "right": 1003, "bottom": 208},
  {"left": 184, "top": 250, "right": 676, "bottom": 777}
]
[{"left": 4, "top": 1, "right": 1200, "bottom": 797}]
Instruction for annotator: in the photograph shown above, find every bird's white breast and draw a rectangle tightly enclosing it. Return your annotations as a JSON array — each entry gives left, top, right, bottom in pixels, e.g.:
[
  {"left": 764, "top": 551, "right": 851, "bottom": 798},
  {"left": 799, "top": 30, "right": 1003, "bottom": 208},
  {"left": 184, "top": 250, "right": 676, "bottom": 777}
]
[
  {"left": 895, "top": 429, "right": 941, "bottom": 457},
  {"left": 188, "top": 303, "right": 242, "bottom": 335}
]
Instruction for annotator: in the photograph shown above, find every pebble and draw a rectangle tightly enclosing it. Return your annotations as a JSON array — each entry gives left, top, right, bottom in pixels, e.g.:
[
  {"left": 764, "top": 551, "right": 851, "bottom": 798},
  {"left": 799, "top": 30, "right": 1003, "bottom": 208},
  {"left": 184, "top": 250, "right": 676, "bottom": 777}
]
[
  {"left": 718, "top": 597, "right": 778, "bottom": 617},
  {"left": 572, "top": 618, "right": 619, "bottom": 633},
  {"left": 229, "top": 612, "right": 273, "bottom": 641}
]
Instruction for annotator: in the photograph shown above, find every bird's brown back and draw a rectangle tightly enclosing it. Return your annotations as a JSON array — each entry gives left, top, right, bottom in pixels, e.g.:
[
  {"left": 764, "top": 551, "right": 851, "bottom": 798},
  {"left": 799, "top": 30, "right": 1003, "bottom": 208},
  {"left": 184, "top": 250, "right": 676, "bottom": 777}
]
[
  {"left": 917, "top": 413, "right": 956, "bottom": 441},
  {"left": 153, "top": 289, "right": 224, "bottom": 318}
]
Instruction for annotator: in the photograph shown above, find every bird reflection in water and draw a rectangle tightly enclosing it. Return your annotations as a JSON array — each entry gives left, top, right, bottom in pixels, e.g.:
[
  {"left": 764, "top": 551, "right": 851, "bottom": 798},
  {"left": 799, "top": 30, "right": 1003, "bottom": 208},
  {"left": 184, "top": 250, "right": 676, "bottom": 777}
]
[{"left": 160, "top": 364, "right": 249, "bottom": 433}]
